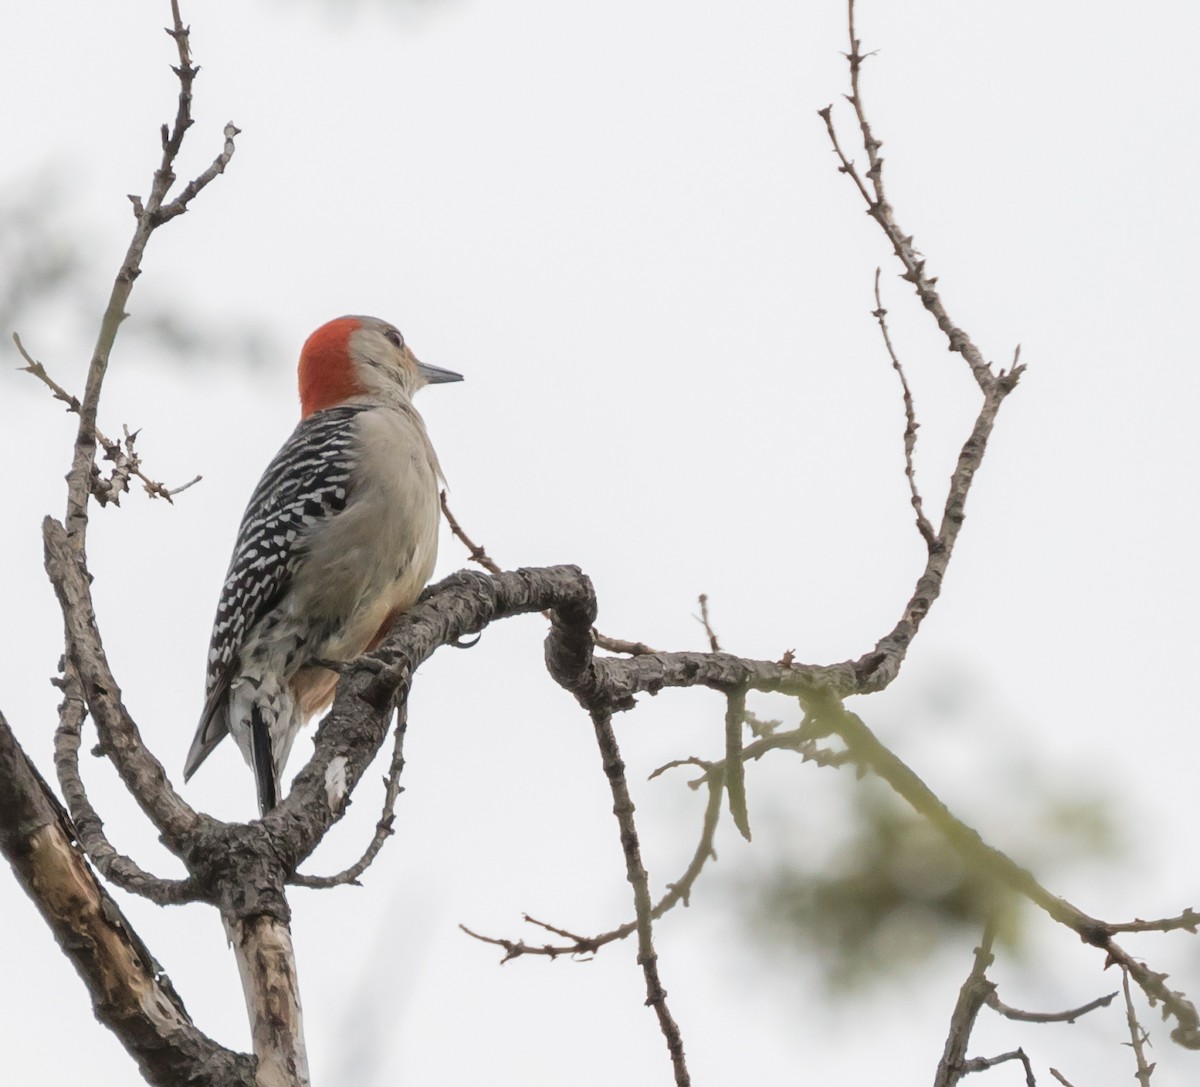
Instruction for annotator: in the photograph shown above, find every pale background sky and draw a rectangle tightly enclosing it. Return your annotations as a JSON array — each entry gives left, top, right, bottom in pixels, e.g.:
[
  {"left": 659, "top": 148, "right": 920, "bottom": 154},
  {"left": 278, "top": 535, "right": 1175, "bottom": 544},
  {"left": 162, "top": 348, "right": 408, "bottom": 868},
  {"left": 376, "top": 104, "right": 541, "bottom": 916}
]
[{"left": 2, "top": 1, "right": 1199, "bottom": 1084}]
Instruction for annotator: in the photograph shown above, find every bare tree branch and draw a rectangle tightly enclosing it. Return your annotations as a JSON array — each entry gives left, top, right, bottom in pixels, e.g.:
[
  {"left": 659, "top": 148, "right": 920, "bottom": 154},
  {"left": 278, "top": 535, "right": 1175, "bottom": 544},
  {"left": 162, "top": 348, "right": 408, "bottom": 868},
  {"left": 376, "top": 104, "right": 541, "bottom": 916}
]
[
  {"left": 462, "top": 762, "right": 726, "bottom": 961},
  {"left": 1123, "top": 969, "right": 1157, "bottom": 1086},
  {"left": 695, "top": 593, "right": 721, "bottom": 652},
  {"left": 13, "top": 0, "right": 1190, "bottom": 1083},
  {"left": 462, "top": 724, "right": 852, "bottom": 963},
  {"left": 0, "top": 708, "right": 252, "bottom": 1087},
  {"left": 811, "top": 4, "right": 1027, "bottom": 696},
  {"left": 871, "top": 268, "right": 937, "bottom": 549},
  {"left": 291, "top": 705, "right": 408, "bottom": 889},
  {"left": 959, "top": 1049, "right": 1036, "bottom": 1085},
  {"left": 986, "top": 988, "right": 1118, "bottom": 1025},
  {"left": 52, "top": 663, "right": 194, "bottom": 903},
  {"left": 723, "top": 688, "right": 751, "bottom": 840},
  {"left": 440, "top": 489, "right": 658, "bottom": 656},
  {"left": 849, "top": 369, "right": 1021, "bottom": 693},
  {"left": 275, "top": 562, "right": 862, "bottom": 880},
  {"left": 43, "top": 516, "right": 200, "bottom": 852},
  {"left": 1107, "top": 909, "right": 1200, "bottom": 935},
  {"left": 934, "top": 924, "right": 997, "bottom": 1087},
  {"left": 225, "top": 914, "right": 310, "bottom": 1087},
  {"left": 589, "top": 707, "right": 690, "bottom": 1087},
  {"left": 811, "top": 693, "right": 1200, "bottom": 1048},
  {"left": 825, "top": 0, "right": 997, "bottom": 391},
  {"left": 459, "top": 917, "right": 602, "bottom": 963},
  {"left": 439, "top": 489, "right": 502, "bottom": 574},
  {"left": 16, "top": 334, "right": 201, "bottom": 502},
  {"left": 61, "top": 1, "right": 238, "bottom": 548}
]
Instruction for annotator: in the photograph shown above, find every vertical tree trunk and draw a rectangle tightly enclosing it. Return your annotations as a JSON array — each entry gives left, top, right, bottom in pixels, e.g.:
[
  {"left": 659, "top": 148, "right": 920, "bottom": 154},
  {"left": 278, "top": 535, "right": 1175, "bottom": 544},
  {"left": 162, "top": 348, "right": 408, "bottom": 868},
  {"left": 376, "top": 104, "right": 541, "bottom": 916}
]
[{"left": 225, "top": 915, "right": 311, "bottom": 1087}]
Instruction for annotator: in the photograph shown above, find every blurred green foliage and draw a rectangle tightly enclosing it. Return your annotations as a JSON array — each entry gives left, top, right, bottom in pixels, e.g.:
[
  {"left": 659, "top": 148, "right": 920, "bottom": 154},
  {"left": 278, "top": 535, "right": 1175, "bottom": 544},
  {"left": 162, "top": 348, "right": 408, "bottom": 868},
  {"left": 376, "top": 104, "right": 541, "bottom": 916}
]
[{"left": 733, "top": 749, "right": 1119, "bottom": 993}]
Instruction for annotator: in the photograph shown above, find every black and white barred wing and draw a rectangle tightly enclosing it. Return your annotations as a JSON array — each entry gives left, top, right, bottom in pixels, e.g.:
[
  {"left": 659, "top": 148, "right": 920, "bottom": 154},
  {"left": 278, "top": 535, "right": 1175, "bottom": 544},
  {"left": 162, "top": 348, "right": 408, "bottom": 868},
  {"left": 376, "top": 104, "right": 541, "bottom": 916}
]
[{"left": 183, "top": 405, "right": 366, "bottom": 780}]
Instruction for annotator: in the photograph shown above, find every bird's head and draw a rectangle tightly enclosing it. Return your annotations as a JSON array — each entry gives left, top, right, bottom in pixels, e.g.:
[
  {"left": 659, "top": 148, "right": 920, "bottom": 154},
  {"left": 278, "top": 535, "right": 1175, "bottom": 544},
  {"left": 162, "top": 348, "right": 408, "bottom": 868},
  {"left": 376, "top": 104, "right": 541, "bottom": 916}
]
[{"left": 298, "top": 315, "right": 463, "bottom": 419}]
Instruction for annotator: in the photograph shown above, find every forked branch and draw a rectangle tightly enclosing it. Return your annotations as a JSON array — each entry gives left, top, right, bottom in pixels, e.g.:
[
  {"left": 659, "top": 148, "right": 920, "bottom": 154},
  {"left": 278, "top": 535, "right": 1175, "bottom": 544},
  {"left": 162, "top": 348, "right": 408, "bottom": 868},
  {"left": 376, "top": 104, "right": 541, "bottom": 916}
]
[
  {"left": 61, "top": 3, "right": 238, "bottom": 545},
  {"left": 0, "top": 709, "right": 251, "bottom": 1087},
  {"left": 810, "top": 692, "right": 1200, "bottom": 1049},
  {"left": 871, "top": 269, "right": 937, "bottom": 549},
  {"left": 16, "top": 334, "right": 201, "bottom": 502}
]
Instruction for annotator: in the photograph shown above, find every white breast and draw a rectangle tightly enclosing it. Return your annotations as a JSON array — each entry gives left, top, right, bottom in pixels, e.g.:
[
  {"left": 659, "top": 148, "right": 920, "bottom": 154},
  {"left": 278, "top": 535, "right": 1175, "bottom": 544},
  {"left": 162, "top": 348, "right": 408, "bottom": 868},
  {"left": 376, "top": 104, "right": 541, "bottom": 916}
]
[{"left": 289, "top": 403, "right": 442, "bottom": 661}]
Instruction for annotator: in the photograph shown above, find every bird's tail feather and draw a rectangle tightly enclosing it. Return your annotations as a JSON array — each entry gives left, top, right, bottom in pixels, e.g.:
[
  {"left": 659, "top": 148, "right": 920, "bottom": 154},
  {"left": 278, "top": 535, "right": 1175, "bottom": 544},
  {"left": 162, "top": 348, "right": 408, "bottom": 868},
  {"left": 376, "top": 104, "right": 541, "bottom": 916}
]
[
  {"left": 250, "top": 705, "right": 278, "bottom": 815},
  {"left": 184, "top": 685, "right": 231, "bottom": 782}
]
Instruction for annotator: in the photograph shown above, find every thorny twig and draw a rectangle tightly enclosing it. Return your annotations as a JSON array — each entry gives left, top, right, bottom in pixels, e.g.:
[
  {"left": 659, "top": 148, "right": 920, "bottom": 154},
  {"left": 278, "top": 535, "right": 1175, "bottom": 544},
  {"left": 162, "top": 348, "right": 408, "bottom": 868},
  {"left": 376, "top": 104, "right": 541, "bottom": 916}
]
[
  {"left": 441, "top": 490, "right": 657, "bottom": 655},
  {"left": 589, "top": 708, "right": 690, "bottom": 1086},
  {"left": 1124, "top": 969, "right": 1157, "bottom": 1086},
  {"left": 15, "top": 0, "right": 1189, "bottom": 1082},
  {"left": 683, "top": 728, "right": 853, "bottom": 780},
  {"left": 932, "top": 918, "right": 1117, "bottom": 1084},
  {"left": 61, "top": 0, "right": 237, "bottom": 546},
  {"left": 934, "top": 922, "right": 998, "bottom": 1087},
  {"left": 291, "top": 706, "right": 409, "bottom": 889},
  {"left": 461, "top": 724, "right": 850, "bottom": 963},
  {"left": 818, "top": 4, "right": 1025, "bottom": 695},
  {"left": 1107, "top": 909, "right": 1200, "bottom": 935},
  {"left": 448, "top": 8, "right": 1197, "bottom": 1077},
  {"left": 871, "top": 269, "right": 937, "bottom": 549},
  {"left": 15, "top": 334, "right": 201, "bottom": 503},
  {"left": 824, "top": 0, "right": 995, "bottom": 392},
  {"left": 457, "top": 923, "right": 591, "bottom": 963},
  {"left": 453, "top": 579, "right": 696, "bottom": 1076},
  {"left": 958, "top": 1050, "right": 1036, "bottom": 1086},
  {"left": 6, "top": 3, "right": 252, "bottom": 1079},
  {"left": 986, "top": 988, "right": 1118, "bottom": 1024},
  {"left": 438, "top": 490, "right": 502, "bottom": 573},
  {"left": 462, "top": 769, "right": 724, "bottom": 960},
  {"left": 40, "top": 0, "right": 234, "bottom": 865}
]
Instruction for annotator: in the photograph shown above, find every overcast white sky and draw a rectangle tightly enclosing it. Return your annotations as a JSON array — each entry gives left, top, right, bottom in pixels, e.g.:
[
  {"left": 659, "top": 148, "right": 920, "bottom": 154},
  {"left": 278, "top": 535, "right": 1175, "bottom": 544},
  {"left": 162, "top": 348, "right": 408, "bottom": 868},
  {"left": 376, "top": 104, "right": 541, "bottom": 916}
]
[{"left": 3, "top": 1, "right": 1200, "bottom": 1084}]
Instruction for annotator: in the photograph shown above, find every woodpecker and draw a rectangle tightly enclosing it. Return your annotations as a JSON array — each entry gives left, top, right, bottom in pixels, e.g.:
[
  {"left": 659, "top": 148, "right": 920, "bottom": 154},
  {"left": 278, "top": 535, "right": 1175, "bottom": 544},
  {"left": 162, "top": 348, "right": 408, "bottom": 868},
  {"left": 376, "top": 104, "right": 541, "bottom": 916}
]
[{"left": 184, "top": 315, "right": 462, "bottom": 815}]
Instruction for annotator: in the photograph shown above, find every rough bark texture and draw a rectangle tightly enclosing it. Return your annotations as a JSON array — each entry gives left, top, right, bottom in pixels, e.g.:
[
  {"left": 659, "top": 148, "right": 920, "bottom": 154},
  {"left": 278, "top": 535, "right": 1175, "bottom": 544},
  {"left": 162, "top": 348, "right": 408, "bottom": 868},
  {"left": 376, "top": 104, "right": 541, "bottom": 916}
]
[
  {"left": 10, "top": 3, "right": 1196, "bottom": 1083},
  {"left": 44, "top": 515, "right": 199, "bottom": 851},
  {"left": 0, "top": 711, "right": 253, "bottom": 1087},
  {"left": 226, "top": 916, "right": 310, "bottom": 1087}
]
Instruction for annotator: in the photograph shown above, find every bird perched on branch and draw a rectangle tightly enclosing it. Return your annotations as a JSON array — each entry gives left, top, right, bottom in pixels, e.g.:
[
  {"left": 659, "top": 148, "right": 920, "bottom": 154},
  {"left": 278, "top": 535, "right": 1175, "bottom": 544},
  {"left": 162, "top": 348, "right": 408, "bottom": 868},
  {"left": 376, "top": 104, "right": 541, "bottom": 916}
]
[{"left": 184, "top": 315, "right": 462, "bottom": 815}]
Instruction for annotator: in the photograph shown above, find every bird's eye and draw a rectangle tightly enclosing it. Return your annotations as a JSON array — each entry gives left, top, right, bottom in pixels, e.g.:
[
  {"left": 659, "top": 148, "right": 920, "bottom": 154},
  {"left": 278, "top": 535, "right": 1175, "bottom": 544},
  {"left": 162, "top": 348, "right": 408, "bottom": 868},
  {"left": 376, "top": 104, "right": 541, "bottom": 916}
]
[{"left": 384, "top": 328, "right": 404, "bottom": 350}]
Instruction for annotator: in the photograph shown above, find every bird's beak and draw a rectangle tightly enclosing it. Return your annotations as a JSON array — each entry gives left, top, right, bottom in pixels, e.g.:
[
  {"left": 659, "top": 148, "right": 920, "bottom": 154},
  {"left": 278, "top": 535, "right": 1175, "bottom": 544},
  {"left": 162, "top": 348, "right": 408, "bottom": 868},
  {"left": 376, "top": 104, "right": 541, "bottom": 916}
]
[{"left": 415, "top": 359, "right": 464, "bottom": 385}]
